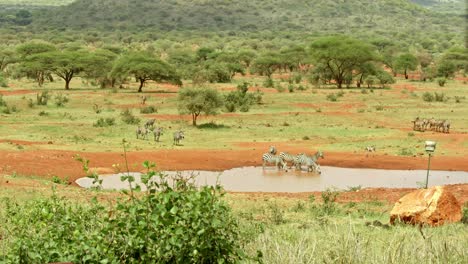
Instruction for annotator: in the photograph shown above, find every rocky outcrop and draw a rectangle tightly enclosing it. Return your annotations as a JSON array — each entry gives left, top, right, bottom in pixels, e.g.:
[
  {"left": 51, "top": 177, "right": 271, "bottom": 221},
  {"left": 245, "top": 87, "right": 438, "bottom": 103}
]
[{"left": 390, "top": 186, "right": 462, "bottom": 226}]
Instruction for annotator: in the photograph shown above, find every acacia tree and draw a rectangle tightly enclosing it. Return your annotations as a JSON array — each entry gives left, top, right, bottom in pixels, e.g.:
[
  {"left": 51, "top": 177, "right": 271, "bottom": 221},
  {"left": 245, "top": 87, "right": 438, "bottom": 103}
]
[
  {"left": 15, "top": 42, "right": 57, "bottom": 86},
  {"left": 251, "top": 53, "right": 281, "bottom": 78},
  {"left": 0, "top": 46, "right": 16, "bottom": 72},
  {"left": 177, "top": 87, "right": 223, "bottom": 126},
  {"left": 82, "top": 49, "right": 118, "bottom": 88},
  {"left": 394, "top": 53, "right": 418, "bottom": 79},
  {"left": 310, "top": 36, "right": 376, "bottom": 88},
  {"left": 111, "top": 53, "right": 181, "bottom": 92}
]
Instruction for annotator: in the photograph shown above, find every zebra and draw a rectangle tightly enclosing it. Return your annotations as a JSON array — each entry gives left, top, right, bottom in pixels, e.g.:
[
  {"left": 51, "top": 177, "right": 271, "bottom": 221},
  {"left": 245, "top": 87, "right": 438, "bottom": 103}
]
[
  {"left": 136, "top": 126, "right": 149, "bottom": 140},
  {"left": 365, "top": 146, "right": 376, "bottom": 152},
  {"left": 296, "top": 153, "right": 321, "bottom": 173},
  {"left": 295, "top": 151, "right": 324, "bottom": 171},
  {"left": 153, "top": 127, "right": 163, "bottom": 142},
  {"left": 279, "top": 152, "right": 299, "bottom": 169},
  {"left": 412, "top": 117, "right": 425, "bottom": 132},
  {"left": 173, "top": 130, "right": 184, "bottom": 145},
  {"left": 442, "top": 120, "right": 450, "bottom": 133},
  {"left": 428, "top": 117, "right": 437, "bottom": 131},
  {"left": 144, "top": 118, "right": 156, "bottom": 129},
  {"left": 262, "top": 153, "right": 287, "bottom": 171},
  {"left": 269, "top": 145, "right": 277, "bottom": 155}
]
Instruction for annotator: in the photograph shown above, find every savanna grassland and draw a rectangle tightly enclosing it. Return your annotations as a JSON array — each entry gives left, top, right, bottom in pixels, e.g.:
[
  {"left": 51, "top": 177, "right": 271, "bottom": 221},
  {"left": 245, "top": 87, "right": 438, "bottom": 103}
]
[{"left": 0, "top": 0, "right": 467, "bottom": 262}]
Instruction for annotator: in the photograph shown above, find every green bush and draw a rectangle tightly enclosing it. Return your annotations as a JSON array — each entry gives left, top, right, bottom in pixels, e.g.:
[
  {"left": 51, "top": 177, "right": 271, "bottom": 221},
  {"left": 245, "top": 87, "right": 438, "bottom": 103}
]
[
  {"left": 93, "top": 117, "right": 116, "bottom": 127},
  {"left": 422, "top": 92, "right": 435, "bottom": 102},
  {"left": 224, "top": 82, "right": 259, "bottom": 112},
  {"left": 263, "top": 77, "right": 274, "bottom": 88},
  {"left": 0, "top": 72, "right": 8, "bottom": 87},
  {"left": 0, "top": 162, "right": 244, "bottom": 263},
  {"left": 36, "top": 91, "right": 50, "bottom": 106},
  {"left": 140, "top": 105, "right": 157, "bottom": 114},
  {"left": 437, "top": 78, "right": 446, "bottom": 87},
  {"left": 288, "top": 84, "right": 295, "bottom": 93},
  {"left": 120, "top": 109, "right": 140, "bottom": 125},
  {"left": 326, "top": 93, "right": 338, "bottom": 102},
  {"left": 0, "top": 95, "right": 6, "bottom": 106},
  {"left": 54, "top": 93, "right": 69, "bottom": 107}
]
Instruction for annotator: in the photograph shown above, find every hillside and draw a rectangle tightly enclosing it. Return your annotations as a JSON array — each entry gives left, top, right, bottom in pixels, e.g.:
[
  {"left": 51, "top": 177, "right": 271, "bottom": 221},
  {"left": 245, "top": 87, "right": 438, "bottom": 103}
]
[
  {"left": 0, "top": 0, "right": 74, "bottom": 6},
  {"left": 28, "top": 0, "right": 461, "bottom": 34}
]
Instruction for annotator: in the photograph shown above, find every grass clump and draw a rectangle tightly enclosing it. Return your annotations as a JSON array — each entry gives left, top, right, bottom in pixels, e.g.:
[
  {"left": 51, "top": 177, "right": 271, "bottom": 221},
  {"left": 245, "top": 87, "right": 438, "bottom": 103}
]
[
  {"left": 36, "top": 91, "right": 50, "bottom": 106},
  {"left": 326, "top": 93, "right": 338, "bottom": 102},
  {"left": 140, "top": 105, "right": 157, "bottom": 114},
  {"left": 54, "top": 93, "right": 69, "bottom": 107},
  {"left": 93, "top": 117, "right": 116, "bottom": 127},
  {"left": 120, "top": 109, "right": 140, "bottom": 125}
]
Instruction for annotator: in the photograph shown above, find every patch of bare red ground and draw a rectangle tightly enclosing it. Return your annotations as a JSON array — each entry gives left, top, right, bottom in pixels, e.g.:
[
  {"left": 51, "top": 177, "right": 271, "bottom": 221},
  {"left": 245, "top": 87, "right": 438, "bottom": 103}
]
[
  {"left": 0, "top": 89, "right": 36, "bottom": 96},
  {"left": 294, "top": 102, "right": 365, "bottom": 109}
]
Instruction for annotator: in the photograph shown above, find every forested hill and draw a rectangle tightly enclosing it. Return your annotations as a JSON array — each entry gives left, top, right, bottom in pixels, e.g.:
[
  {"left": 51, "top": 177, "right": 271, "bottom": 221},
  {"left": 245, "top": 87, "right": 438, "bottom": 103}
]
[{"left": 27, "top": 0, "right": 462, "bottom": 34}]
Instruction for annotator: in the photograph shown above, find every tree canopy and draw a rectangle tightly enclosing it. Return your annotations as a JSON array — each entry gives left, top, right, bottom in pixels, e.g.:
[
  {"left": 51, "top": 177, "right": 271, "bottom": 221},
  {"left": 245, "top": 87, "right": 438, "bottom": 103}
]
[
  {"left": 310, "top": 36, "right": 377, "bottom": 88},
  {"left": 111, "top": 53, "right": 181, "bottom": 92},
  {"left": 177, "top": 87, "right": 223, "bottom": 126}
]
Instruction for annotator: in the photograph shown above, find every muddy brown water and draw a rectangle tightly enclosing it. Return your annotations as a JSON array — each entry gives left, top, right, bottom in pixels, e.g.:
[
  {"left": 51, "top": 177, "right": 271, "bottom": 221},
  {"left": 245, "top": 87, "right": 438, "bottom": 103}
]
[{"left": 75, "top": 166, "right": 468, "bottom": 192}]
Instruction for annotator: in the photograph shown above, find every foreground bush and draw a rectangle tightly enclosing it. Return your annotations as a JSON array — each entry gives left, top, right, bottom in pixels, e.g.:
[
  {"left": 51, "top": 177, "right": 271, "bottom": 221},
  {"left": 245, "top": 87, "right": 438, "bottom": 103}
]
[{"left": 1, "top": 162, "right": 243, "bottom": 263}]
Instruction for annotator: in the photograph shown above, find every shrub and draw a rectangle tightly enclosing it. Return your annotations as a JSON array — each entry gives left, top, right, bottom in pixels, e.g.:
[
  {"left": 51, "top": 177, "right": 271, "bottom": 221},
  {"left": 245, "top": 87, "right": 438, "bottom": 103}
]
[
  {"left": 434, "top": 92, "right": 446, "bottom": 102},
  {"left": 224, "top": 83, "right": 258, "bottom": 112},
  {"left": 0, "top": 95, "right": 6, "bottom": 106},
  {"left": 1, "top": 162, "right": 243, "bottom": 263},
  {"left": 437, "top": 78, "right": 446, "bottom": 87},
  {"left": 276, "top": 84, "right": 285, "bottom": 93},
  {"left": 263, "top": 77, "right": 274, "bottom": 88},
  {"left": 375, "top": 104, "right": 384, "bottom": 111},
  {"left": 93, "top": 117, "right": 116, "bottom": 127},
  {"left": 293, "top": 73, "right": 302, "bottom": 84},
  {"left": 399, "top": 148, "right": 414, "bottom": 156},
  {"left": 54, "top": 93, "right": 69, "bottom": 107},
  {"left": 288, "top": 84, "right": 295, "bottom": 93},
  {"left": 454, "top": 96, "right": 465, "bottom": 103},
  {"left": 36, "top": 91, "right": 50, "bottom": 105},
  {"left": 336, "top": 91, "right": 345, "bottom": 97},
  {"left": 27, "top": 98, "right": 34, "bottom": 108},
  {"left": 140, "top": 105, "right": 157, "bottom": 114},
  {"left": 38, "top": 111, "right": 49, "bottom": 116},
  {"left": 297, "top": 84, "right": 306, "bottom": 91},
  {"left": 268, "top": 203, "right": 285, "bottom": 225},
  {"left": 0, "top": 72, "right": 8, "bottom": 87},
  {"left": 422, "top": 92, "right": 434, "bottom": 102},
  {"left": 120, "top": 109, "right": 140, "bottom": 125},
  {"left": 326, "top": 93, "right": 338, "bottom": 102},
  {"left": 93, "top": 103, "right": 102, "bottom": 114}
]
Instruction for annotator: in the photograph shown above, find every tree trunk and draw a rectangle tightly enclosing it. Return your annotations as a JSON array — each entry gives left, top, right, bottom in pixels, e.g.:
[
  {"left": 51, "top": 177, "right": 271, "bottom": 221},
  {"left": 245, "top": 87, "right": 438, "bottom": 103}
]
[
  {"left": 138, "top": 79, "right": 145, "bottom": 93},
  {"left": 357, "top": 82, "right": 361, "bottom": 88},
  {"left": 404, "top": 69, "right": 408, "bottom": 79},
  {"left": 192, "top": 113, "right": 198, "bottom": 126},
  {"left": 65, "top": 79, "right": 71, "bottom": 90}
]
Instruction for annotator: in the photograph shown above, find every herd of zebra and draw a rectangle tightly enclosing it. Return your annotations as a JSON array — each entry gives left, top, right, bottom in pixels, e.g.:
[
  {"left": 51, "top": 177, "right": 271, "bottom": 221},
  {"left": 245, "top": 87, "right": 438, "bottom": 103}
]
[
  {"left": 412, "top": 117, "right": 450, "bottom": 133},
  {"left": 262, "top": 146, "right": 324, "bottom": 174},
  {"left": 136, "top": 118, "right": 185, "bottom": 145}
]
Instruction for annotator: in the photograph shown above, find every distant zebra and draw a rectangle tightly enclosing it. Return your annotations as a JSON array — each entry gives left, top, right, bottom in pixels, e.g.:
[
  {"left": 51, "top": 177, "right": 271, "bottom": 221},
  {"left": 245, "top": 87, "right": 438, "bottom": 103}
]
[
  {"left": 136, "top": 126, "right": 149, "bottom": 140},
  {"left": 173, "top": 130, "right": 184, "bottom": 145},
  {"left": 153, "top": 127, "right": 163, "bottom": 142},
  {"left": 269, "top": 145, "right": 277, "bottom": 155},
  {"left": 279, "top": 152, "right": 298, "bottom": 169},
  {"left": 365, "top": 146, "right": 376, "bottom": 152},
  {"left": 442, "top": 120, "right": 450, "bottom": 133},
  {"left": 262, "top": 153, "right": 287, "bottom": 171},
  {"left": 412, "top": 117, "right": 425, "bottom": 132},
  {"left": 144, "top": 118, "right": 156, "bottom": 129},
  {"left": 296, "top": 154, "right": 321, "bottom": 173}
]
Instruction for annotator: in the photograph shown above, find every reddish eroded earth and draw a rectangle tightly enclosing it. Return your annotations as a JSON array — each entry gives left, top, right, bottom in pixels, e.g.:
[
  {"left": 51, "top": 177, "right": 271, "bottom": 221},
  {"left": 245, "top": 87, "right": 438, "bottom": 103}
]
[
  {"left": 0, "top": 89, "right": 37, "bottom": 96},
  {"left": 0, "top": 147, "right": 467, "bottom": 204}
]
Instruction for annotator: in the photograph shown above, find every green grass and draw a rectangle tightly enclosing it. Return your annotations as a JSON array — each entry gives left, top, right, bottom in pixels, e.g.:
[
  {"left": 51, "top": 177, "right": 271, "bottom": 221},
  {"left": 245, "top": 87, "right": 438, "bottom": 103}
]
[
  {"left": 0, "top": 77, "right": 466, "bottom": 155},
  {"left": 0, "top": 0, "right": 74, "bottom": 6}
]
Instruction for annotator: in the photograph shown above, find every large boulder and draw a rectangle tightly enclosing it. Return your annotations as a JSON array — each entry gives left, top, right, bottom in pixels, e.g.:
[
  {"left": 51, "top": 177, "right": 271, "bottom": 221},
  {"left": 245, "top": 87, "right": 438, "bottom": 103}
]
[{"left": 390, "top": 186, "right": 462, "bottom": 226}]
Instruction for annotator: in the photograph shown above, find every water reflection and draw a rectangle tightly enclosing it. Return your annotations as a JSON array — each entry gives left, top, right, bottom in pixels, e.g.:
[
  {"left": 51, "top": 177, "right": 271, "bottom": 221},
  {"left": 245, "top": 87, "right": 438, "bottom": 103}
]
[{"left": 76, "top": 166, "right": 468, "bottom": 193}]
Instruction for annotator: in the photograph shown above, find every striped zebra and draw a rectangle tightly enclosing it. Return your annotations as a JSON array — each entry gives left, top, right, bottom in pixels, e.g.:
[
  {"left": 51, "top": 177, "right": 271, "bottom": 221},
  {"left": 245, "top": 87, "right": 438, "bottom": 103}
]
[
  {"left": 173, "top": 130, "right": 184, "bottom": 145},
  {"left": 136, "top": 126, "right": 149, "bottom": 140},
  {"left": 279, "top": 152, "right": 299, "bottom": 169},
  {"left": 262, "top": 153, "right": 287, "bottom": 171},
  {"left": 442, "top": 120, "right": 450, "bottom": 133},
  {"left": 269, "top": 145, "right": 277, "bottom": 155},
  {"left": 295, "top": 151, "right": 324, "bottom": 172},
  {"left": 153, "top": 127, "right": 163, "bottom": 142},
  {"left": 144, "top": 118, "right": 156, "bottom": 129},
  {"left": 296, "top": 154, "right": 321, "bottom": 173},
  {"left": 365, "top": 146, "right": 376, "bottom": 152}
]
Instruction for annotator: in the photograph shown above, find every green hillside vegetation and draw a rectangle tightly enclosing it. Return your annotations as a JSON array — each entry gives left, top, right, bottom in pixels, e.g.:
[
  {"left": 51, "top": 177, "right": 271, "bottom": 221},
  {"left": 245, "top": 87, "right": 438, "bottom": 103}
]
[{"left": 0, "top": 0, "right": 74, "bottom": 6}]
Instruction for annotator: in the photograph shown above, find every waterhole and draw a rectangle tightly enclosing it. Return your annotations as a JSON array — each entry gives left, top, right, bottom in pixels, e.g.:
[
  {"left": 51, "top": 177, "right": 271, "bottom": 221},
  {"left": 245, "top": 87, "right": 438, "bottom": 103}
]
[{"left": 75, "top": 166, "right": 468, "bottom": 192}]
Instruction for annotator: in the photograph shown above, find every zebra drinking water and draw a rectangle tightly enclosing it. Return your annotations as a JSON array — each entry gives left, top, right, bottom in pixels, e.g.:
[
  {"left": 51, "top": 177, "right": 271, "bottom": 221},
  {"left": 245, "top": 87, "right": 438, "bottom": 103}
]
[
  {"left": 153, "top": 127, "right": 163, "bottom": 142},
  {"left": 173, "top": 130, "right": 184, "bottom": 145},
  {"left": 279, "top": 152, "right": 299, "bottom": 169},
  {"left": 262, "top": 153, "right": 287, "bottom": 171},
  {"left": 295, "top": 151, "right": 324, "bottom": 172}
]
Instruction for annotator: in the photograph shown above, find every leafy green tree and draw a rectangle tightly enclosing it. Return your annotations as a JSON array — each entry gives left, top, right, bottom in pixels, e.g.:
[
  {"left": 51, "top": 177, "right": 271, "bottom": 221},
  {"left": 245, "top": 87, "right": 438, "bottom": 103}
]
[
  {"left": 15, "top": 42, "right": 57, "bottom": 86},
  {"left": 82, "top": 49, "right": 118, "bottom": 88},
  {"left": 436, "top": 60, "right": 456, "bottom": 78},
  {"left": 310, "top": 36, "right": 376, "bottom": 88},
  {"left": 237, "top": 49, "right": 257, "bottom": 67},
  {"left": 111, "top": 53, "right": 181, "bottom": 92},
  {"left": 178, "top": 87, "right": 223, "bottom": 126},
  {"left": 394, "top": 53, "right": 418, "bottom": 79},
  {"left": 252, "top": 53, "right": 281, "bottom": 78},
  {"left": 0, "top": 46, "right": 16, "bottom": 72}
]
